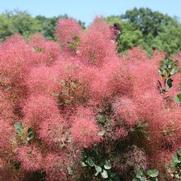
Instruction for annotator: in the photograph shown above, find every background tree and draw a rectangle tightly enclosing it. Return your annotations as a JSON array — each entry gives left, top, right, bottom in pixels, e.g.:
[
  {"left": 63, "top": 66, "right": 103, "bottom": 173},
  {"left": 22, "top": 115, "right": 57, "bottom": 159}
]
[
  {"left": 1, "top": 8, "right": 181, "bottom": 55},
  {"left": 0, "top": 11, "right": 42, "bottom": 40},
  {"left": 107, "top": 16, "right": 144, "bottom": 52},
  {"left": 0, "top": 11, "right": 85, "bottom": 41},
  {"left": 107, "top": 8, "right": 181, "bottom": 55},
  {"left": 121, "top": 7, "right": 174, "bottom": 37},
  {"left": 35, "top": 15, "right": 67, "bottom": 40}
]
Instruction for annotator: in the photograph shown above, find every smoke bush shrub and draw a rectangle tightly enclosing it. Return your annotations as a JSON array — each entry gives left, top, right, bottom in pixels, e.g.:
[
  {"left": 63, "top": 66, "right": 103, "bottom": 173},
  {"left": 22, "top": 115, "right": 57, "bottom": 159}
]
[
  {"left": 113, "top": 96, "right": 138, "bottom": 127},
  {"left": 56, "top": 18, "right": 82, "bottom": 53},
  {"left": 0, "top": 17, "right": 181, "bottom": 180},
  {"left": 30, "top": 34, "right": 60, "bottom": 66},
  {"left": 38, "top": 116, "right": 69, "bottom": 150},
  {"left": 26, "top": 65, "right": 59, "bottom": 96},
  {"left": 23, "top": 94, "right": 60, "bottom": 130},
  {"left": 71, "top": 114, "right": 101, "bottom": 148},
  {"left": 16, "top": 145, "right": 43, "bottom": 171},
  {"left": 78, "top": 30, "right": 116, "bottom": 66}
]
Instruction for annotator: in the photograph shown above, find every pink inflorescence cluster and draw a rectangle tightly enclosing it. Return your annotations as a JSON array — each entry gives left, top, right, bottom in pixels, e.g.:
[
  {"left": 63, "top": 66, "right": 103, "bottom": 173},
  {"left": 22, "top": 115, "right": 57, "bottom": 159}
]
[{"left": 0, "top": 17, "right": 181, "bottom": 180}]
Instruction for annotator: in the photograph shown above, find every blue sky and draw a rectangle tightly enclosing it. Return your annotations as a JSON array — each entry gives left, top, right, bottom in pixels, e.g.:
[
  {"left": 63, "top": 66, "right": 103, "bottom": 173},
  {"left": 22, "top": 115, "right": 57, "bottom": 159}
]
[{"left": 0, "top": 0, "right": 180, "bottom": 24}]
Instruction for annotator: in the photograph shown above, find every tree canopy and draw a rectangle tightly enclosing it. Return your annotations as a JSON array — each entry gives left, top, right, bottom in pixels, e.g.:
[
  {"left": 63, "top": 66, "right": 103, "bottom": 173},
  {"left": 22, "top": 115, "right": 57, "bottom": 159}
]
[
  {"left": 107, "top": 8, "right": 181, "bottom": 55},
  {"left": 0, "top": 8, "right": 181, "bottom": 55}
]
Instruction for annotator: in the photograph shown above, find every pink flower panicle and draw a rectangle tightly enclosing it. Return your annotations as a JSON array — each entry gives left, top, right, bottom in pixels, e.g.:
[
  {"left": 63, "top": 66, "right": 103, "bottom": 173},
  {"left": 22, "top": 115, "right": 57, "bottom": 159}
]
[
  {"left": 23, "top": 95, "right": 59, "bottom": 129},
  {"left": 56, "top": 18, "right": 82, "bottom": 51},
  {"left": 89, "top": 17, "right": 114, "bottom": 40},
  {"left": 26, "top": 65, "right": 59, "bottom": 96},
  {"left": 113, "top": 97, "right": 138, "bottom": 127},
  {"left": 71, "top": 114, "right": 101, "bottom": 148},
  {"left": 16, "top": 146, "right": 42, "bottom": 171},
  {"left": 44, "top": 154, "right": 69, "bottom": 181},
  {"left": 30, "top": 33, "right": 60, "bottom": 66},
  {"left": 78, "top": 24, "right": 116, "bottom": 66},
  {"left": 38, "top": 116, "right": 69, "bottom": 150},
  {"left": 0, "top": 118, "right": 13, "bottom": 153}
]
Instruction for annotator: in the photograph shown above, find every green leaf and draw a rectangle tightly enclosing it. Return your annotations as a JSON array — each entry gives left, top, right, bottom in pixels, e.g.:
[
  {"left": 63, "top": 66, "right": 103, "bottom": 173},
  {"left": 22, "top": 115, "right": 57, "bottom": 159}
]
[
  {"left": 136, "top": 169, "right": 144, "bottom": 179},
  {"left": 132, "top": 179, "right": 139, "bottom": 181},
  {"left": 177, "top": 149, "right": 181, "bottom": 157},
  {"left": 175, "top": 173, "right": 181, "bottom": 179},
  {"left": 27, "top": 128, "right": 35, "bottom": 142},
  {"left": 173, "top": 155, "right": 181, "bottom": 165},
  {"left": 101, "top": 169, "right": 108, "bottom": 179},
  {"left": 97, "top": 114, "right": 107, "bottom": 125},
  {"left": 175, "top": 93, "right": 181, "bottom": 103},
  {"left": 98, "top": 130, "right": 106, "bottom": 136},
  {"left": 147, "top": 169, "right": 159, "bottom": 178},
  {"left": 95, "top": 166, "right": 102, "bottom": 176},
  {"left": 14, "top": 122, "right": 23, "bottom": 135},
  {"left": 85, "top": 157, "right": 95, "bottom": 167},
  {"left": 166, "top": 78, "right": 173, "bottom": 88},
  {"left": 104, "top": 160, "right": 112, "bottom": 170},
  {"left": 170, "top": 67, "right": 177, "bottom": 75},
  {"left": 81, "top": 161, "right": 87, "bottom": 167}
]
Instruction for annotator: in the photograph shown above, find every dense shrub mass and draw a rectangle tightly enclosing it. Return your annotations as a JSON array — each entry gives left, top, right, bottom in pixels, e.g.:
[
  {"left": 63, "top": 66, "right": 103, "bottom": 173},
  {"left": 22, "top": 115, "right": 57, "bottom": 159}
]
[{"left": 0, "top": 17, "right": 181, "bottom": 181}]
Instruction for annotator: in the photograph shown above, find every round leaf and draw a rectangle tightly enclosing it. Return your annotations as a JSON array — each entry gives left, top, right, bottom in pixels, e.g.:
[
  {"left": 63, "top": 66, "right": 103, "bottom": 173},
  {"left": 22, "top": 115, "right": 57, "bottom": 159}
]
[
  {"left": 147, "top": 169, "right": 159, "bottom": 178},
  {"left": 101, "top": 169, "right": 108, "bottom": 179},
  {"left": 95, "top": 166, "right": 102, "bottom": 176},
  {"left": 104, "top": 160, "right": 111, "bottom": 170}
]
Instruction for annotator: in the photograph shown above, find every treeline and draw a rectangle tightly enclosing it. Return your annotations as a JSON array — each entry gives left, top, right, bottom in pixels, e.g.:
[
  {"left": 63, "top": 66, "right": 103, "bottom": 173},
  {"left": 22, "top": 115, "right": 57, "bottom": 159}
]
[
  {"left": 107, "top": 8, "right": 181, "bottom": 55},
  {"left": 0, "top": 10, "right": 85, "bottom": 40},
  {"left": 0, "top": 8, "right": 181, "bottom": 55}
]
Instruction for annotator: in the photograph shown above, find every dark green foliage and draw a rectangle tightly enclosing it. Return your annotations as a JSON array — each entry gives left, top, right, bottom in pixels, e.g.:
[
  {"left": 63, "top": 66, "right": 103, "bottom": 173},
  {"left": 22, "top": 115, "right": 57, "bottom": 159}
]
[
  {"left": 0, "top": 11, "right": 84, "bottom": 41},
  {"left": 122, "top": 8, "right": 173, "bottom": 37},
  {"left": 116, "top": 22, "right": 144, "bottom": 53},
  {"left": 35, "top": 15, "right": 59, "bottom": 40},
  {"left": 158, "top": 57, "right": 179, "bottom": 93},
  {"left": 107, "top": 8, "right": 181, "bottom": 55},
  {"left": 106, "top": 16, "right": 144, "bottom": 53},
  {"left": 81, "top": 148, "right": 120, "bottom": 181},
  {"left": 167, "top": 149, "right": 181, "bottom": 180},
  {"left": 129, "top": 121, "right": 149, "bottom": 147},
  {"left": 23, "top": 171, "right": 46, "bottom": 181},
  {"left": 133, "top": 168, "right": 159, "bottom": 181},
  {"left": 35, "top": 14, "right": 70, "bottom": 40},
  {"left": 153, "top": 22, "right": 181, "bottom": 55},
  {"left": 0, "top": 11, "right": 42, "bottom": 40},
  {"left": 175, "top": 93, "right": 181, "bottom": 103}
]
